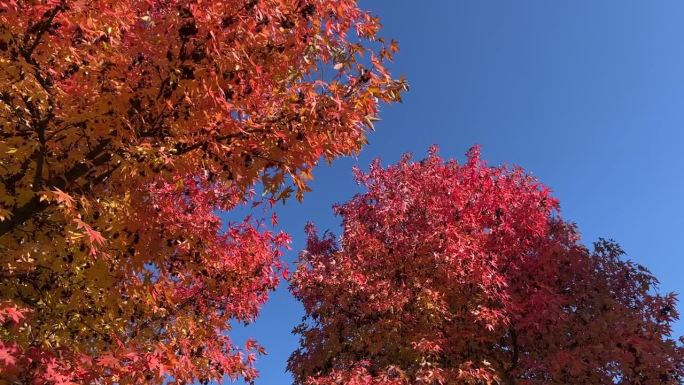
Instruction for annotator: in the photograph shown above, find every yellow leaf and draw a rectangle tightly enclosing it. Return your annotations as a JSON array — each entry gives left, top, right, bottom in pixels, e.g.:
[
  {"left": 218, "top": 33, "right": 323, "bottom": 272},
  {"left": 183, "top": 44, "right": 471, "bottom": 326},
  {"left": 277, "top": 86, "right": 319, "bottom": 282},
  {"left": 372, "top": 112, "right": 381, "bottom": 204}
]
[{"left": 0, "top": 208, "right": 11, "bottom": 221}]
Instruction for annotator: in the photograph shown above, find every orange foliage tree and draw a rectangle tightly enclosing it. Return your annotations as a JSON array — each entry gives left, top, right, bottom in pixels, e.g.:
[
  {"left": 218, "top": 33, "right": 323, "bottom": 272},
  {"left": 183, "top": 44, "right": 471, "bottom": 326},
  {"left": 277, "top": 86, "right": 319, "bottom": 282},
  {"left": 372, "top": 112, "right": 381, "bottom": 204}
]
[
  {"left": 290, "top": 147, "right": 684, "bottom": 385},
  {"left": 0, "top": 0, "right": 405, "bottom": 383}
]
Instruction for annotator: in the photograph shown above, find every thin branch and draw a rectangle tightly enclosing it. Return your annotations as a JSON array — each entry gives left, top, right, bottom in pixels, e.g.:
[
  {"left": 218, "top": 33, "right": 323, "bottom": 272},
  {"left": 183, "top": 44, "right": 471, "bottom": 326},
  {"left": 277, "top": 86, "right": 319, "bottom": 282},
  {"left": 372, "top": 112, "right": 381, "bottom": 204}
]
[
  {"left": 0, "top": 139, "right": 112, "bottom": 238},
  {"left": 23, "top": 5, "right": 63, "bottom": 58}
]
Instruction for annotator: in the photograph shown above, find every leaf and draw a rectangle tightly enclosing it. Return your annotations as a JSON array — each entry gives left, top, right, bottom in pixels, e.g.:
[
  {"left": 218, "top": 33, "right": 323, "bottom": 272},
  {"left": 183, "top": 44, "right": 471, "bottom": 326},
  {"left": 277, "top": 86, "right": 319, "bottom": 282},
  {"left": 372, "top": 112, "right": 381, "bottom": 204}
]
[
  {"left": 51, "top": 188, "right": 75, "bottom": 209},
  {"left": 0, "top": 343, "right": 17, "bottom": 367},
  {"left": 0, "top": 208, "right": 12, "bottom": 222},
  {"left": 2, "top": 306, "right": 24, "bottom": 324},
  {"left": 97, "top": 354, "right": 120, "bottom": 369}
]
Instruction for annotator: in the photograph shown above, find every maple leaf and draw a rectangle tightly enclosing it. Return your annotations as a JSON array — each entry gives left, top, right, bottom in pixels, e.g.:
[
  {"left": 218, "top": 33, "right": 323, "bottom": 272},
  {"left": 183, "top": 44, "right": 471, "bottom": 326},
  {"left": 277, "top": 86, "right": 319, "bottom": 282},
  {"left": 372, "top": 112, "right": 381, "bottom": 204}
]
[
  {"left": 96, "top": 354, "right": 120, "bottom": 369},
  {"left": 51, "top": 188, "right": 75, "bottom": 209},
  {"left": 73, "top": 218, "right": 106, "bottom": 247},
  {"left": 1, "top": 306, "right": 25, "bottom": 324},
  {"left": 0, "top": 343, "right": 17, "bottom": 367},
  {"left": 148, "top": 354, "right": 167, "bottom": 379}
]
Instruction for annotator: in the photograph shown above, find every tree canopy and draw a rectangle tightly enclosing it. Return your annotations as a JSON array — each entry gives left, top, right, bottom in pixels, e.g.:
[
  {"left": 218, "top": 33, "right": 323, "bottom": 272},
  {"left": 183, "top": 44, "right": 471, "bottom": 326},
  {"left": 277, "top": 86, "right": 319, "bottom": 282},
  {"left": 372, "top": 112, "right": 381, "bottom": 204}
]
[
  {"left": 2, "top": 1, "right": 680, "bottom": 385},
  {"left": 290, "top": 147, "right": 684, "bottom": 385},
  {"left": 0, "top": 1, "right": 405, "bottom": 384}
]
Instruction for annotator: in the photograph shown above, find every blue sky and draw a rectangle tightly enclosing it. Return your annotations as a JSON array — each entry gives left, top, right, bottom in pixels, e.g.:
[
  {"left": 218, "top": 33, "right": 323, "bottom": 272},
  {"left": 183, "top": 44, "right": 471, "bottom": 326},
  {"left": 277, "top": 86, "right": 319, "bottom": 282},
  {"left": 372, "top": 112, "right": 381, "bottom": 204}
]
[{"left": 228, "top": 1, "right": 684, "bottom": 384}]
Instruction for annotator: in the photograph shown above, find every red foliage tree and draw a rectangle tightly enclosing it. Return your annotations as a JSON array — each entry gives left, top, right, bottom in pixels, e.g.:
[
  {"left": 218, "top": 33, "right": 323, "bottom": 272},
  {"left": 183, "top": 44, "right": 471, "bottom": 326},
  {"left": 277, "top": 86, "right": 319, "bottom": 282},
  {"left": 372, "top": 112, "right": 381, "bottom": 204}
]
[
  {"left": 290, "top": 146, "right": 684, "bottom": 385},
  {"left": 0, "top": 1, "right": 404, "bottom": 384}
]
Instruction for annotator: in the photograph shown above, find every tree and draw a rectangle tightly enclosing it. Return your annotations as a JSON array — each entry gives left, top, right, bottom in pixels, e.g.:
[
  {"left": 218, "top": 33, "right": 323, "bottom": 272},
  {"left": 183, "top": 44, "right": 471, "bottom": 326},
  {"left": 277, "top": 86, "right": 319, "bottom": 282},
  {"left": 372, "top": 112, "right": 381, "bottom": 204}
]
[
  {"left": 0, "top": 0, "right": 406, "bottom": 383},
  {"left": 290, "top": 146, "right": 684, "bottom": 385}
]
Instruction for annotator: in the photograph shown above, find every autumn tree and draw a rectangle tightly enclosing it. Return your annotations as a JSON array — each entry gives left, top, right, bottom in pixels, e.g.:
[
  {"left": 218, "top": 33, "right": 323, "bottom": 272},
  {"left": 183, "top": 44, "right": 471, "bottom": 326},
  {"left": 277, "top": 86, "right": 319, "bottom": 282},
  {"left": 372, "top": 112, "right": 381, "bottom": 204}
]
[
  {"left": 290, "top": 146, "right": 684, "bottom": 385},
  {"left": 0, "top": 0, "right": 406, "bottom": 383}
]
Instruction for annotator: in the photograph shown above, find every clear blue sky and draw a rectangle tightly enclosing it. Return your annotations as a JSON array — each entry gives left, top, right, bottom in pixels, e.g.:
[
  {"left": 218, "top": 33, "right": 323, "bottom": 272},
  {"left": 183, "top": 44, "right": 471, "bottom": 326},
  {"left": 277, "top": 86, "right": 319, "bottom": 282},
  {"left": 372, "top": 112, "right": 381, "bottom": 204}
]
[{"left": 227, "top": 1, "right": 684, "bottom": 384}]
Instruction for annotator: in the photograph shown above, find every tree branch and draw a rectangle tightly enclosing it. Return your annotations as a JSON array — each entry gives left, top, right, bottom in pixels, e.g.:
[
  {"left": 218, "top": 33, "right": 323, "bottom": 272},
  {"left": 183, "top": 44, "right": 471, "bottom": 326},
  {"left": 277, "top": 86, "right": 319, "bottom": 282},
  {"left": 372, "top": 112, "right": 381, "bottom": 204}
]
[
  {"left": 0, "top": 139, "right": 112, "bottom": 238},
  {"left": 23, "top": 5, "right": 63, "bottom": 58}
]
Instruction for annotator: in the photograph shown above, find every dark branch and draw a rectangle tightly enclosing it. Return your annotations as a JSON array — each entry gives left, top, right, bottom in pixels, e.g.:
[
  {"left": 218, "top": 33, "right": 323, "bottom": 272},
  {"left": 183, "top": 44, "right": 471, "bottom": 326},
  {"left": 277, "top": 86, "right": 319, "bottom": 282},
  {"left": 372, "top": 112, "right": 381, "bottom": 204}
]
[{"left": 0, "top": 139, "right": 113, "bottom": 238}]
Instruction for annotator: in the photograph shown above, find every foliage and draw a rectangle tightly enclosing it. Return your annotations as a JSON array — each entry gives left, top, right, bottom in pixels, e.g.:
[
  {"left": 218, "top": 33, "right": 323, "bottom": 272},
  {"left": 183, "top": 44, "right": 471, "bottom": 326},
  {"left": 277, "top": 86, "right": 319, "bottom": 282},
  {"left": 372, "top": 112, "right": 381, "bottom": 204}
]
[
  {"left": 290, "top": 146, "right": 684, "bottom": 385},
  {"left": 0, "top": 0, "right": 405, "bottom": 383}
]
